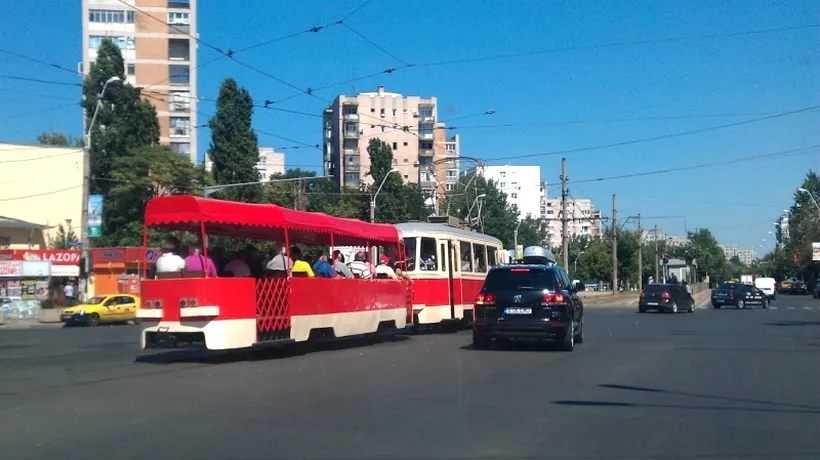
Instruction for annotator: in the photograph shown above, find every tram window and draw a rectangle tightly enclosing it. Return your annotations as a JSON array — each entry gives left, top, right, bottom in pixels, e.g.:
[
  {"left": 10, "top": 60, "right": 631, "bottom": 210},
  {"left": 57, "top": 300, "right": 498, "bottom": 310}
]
[
  {"left": 450, "top": 242, "right": 458, "bottom": 272},
  {"left": 403, "top": 237, "right": 418, "bottom": 271},
  {"left": 419, "top": 238, "right": 437, "bottom": 271},
  {"left": 439, "top": 243, "right": 447, "bottom": 272},
  {"left": 459, "top": 241, "right": 473, "bottom": 272},
  {"left": 487, "top": 246, "right": 498, "bottom": 267},
  {"left": 474, "top": 244, "right": 487, "bottom": 272}
]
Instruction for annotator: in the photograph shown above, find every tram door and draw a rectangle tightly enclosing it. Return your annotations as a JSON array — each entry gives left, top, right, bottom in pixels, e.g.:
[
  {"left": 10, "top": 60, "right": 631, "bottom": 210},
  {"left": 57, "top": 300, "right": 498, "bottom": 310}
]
[{"left": 446, "top": 240, "right": 456, "bottom": 320}]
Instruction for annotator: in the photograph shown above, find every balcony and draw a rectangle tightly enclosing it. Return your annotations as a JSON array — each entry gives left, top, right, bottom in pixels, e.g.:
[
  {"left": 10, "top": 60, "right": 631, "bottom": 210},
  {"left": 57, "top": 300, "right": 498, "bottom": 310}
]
[
  {"left": 168, "top": 24, "right": 190, "bottom": 35},
  {"left": 345, "top": 155, "right": 360, "bottom": 168},
  {"left": 418, "top": 115, "right": 435, "bottom": 124},
  {"left": 343, "top": 113, "right": 359, "bottom": 122},
  {"left": 420, "top": 180, "right": 436, "bottom": 190},
  {"left": 169, "top": 102, "right": 190, "bottom": 112},
  {"left": 419, "top": 132, "right": 434, "bottom": 141},
  {"left": 419, "top": 149, "right": 434, "bottom": 157},
  {"left": 344, "top": 130, "right": 359, "bottom": 139},
  {"left": 168, "top": 0, "right": 190, "bottom": 7}
]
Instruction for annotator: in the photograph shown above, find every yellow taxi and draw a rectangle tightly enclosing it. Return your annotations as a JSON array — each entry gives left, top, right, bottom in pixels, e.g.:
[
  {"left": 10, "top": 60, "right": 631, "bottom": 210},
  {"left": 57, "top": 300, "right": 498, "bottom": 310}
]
[
  {"left": 780, "top": 279, "right": 793, "bottom": 293},
  {"left": 61, "top": 294, "right": 141, "bottom": 327}
]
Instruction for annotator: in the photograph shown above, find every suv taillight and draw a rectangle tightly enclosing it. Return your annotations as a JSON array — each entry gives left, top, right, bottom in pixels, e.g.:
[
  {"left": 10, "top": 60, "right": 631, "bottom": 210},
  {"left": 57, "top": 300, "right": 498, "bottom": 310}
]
[
  {"left": 662, "top": 292, "right": 671, "bottom": 300},
  {"left": 543, "top": 293, "right": 566, "bottom": 305},
  {"left": 640, "top": 291, "right": 646, "bottom": 298},
  {"left": 475, "top": 293, "right": 495, "bottom": 305}
]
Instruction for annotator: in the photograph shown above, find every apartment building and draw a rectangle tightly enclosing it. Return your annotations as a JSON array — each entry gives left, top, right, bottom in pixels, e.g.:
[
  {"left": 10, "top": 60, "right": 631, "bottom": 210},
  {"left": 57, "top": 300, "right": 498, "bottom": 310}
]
[
  {"left": 257, "top": 147, "right": 286, "bottom": 180},
  {"left": 719, "top": 244, "right": 756, "bottom": 265},
  {"left": 642, "top": 228, "right": 688, "bottom": 247},
  {"left": 323, "top": 86, "right": 446, "bottom": 190},
  {"left": 543, "top": 197, "right": 602, "bottom": 244},
  {"left": 480, "top": 166, "right": 542, "bottom": 219},
  {"left": 82, "top": 0, "right": 198, "bottom": 163}
]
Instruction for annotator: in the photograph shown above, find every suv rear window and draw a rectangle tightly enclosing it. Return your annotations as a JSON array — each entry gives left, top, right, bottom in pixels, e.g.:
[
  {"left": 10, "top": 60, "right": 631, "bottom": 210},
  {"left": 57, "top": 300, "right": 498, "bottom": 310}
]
[
  {"left": 717, "top": 283, "right": 739, "bottom": 290},
  {"left": 644, "top": 285, "right": 669, "bottom": 292},
  {"left": 483, "top": 268, "right": 558, "bottom": 291}
]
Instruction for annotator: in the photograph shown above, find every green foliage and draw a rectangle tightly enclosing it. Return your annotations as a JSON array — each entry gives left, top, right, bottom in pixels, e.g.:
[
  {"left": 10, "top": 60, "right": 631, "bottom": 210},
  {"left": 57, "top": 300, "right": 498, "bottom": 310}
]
[
  {"left": 97, "top": 145, "right": 210, "bottom": 247},
  {"left": 51, "top": 222, "right": 79, "bottom": 249},
  {"left": 264, "top": 168, "right": 367, "bottom": 219},
  {"left": 516, "top": 215, "right": 549, "bottom": 247},
  {"left": 37, "top": 131, "right": 82, "bottom": 147},
  {"left": 366, "top": 139, "right": 429, "bottom": 223},
  {"left": 208, "top": 78, "right": 261, "bottom": 203},
  {"left": 82, "top": 38, "right": 160, "bottom": 197}
]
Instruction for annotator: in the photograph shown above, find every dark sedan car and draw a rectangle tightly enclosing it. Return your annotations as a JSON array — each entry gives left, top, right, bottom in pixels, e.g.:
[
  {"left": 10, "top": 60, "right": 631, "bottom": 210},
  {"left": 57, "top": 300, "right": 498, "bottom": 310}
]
[
  {"left": 791, "top": 280, "right": 808, "bottom": 295},
  {"left": 712, "top": 283, "right": 769, "bottom": 309},
  {"left": 639, "top": 284, "right": 694, "bottom": 313}
]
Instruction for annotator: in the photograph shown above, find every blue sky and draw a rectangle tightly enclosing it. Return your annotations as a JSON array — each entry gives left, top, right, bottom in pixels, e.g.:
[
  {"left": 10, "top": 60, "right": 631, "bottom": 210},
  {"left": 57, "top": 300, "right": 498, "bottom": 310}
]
[{"left": 0, "top": 0, "right": 818, "bottom": 252}]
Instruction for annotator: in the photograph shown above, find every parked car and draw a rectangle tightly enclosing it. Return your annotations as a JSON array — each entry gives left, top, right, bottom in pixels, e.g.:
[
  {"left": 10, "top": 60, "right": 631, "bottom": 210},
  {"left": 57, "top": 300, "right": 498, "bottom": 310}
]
[
  {"left": 790, "top": 280, "right": 808, "bottom": 295},
  {"left": 639, "top": 284, "right": 695, "bottom": 313}
]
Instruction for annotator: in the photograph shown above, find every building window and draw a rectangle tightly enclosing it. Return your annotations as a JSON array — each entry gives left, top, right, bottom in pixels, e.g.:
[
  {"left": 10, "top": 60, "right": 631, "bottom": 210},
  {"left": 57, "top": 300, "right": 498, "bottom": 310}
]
[
  {"left": 170, "top": 142, "right": 191, "bottom": 155},
  {"left": 380, "top": 126, "right": 385, "bottom": 133},
  {"left": 403, "top": 175, "right": 408, "bottom": 179},
  {"left": 500, "top": 182, "right": 506, "bottom": 188},
  {"left": 344, "top": 172, "right": 360, "bottom": 184},
  {"left": 89, "top": 9, "right": 126, "bottom": 23},
  {"left": 392, "top": 109, "right": 397, "bottom": 117},
  {"left": 89, "top": 36, "right": 135, "bottom": 50},
  {"left": 168, "top": 39, "right": 190, "bottom": 60},
  {"left": 167, "top": 12, "right": 190, "bottom": 25},
  {"left": 511, "top": 193, "right": 518, "bottom": 199},
  {"left": 170, "top": 117, "right": 191, "bottom": 137},
  {"left": 392, "top": 142, "right": 398, "bottom": 150},
  {"left": 403, "top": 142, "right": 408, "bottom": 146},
  {"left": 446, "top": 183, "right": 454, "bottom": 191},
  {"left": 127, "top": 64, "right": 135, "bottom": 75},
  {"left": 169, "top": 65, "right": 189, "bottom": 84},
  {"left": 127, "top": 11, "right": 135, "bottom": 23},
  {"left": 446, "top": 170, "right": 457, "bottom": 178},
  {"left": 169, "top": 90, "right": 190, "bottom": 112},
  {"left": 500, "top": 171, "right": 506, "bottom": 178}
]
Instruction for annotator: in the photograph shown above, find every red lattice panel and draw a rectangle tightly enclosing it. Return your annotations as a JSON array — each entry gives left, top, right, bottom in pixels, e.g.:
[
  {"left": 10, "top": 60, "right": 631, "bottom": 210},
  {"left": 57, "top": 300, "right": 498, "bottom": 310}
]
[
  {"left": 255, "top": 278, "right": 290, "bottom": 342},
  {"left": 404, "top": 279, "right": 414, "bottom": 324}
]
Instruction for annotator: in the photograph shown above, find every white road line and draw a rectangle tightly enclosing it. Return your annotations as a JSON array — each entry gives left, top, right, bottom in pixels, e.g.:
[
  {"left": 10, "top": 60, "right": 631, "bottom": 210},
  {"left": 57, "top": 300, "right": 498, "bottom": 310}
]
[{"left": 769, "top": 306, "right": 778, "bottom": 310}]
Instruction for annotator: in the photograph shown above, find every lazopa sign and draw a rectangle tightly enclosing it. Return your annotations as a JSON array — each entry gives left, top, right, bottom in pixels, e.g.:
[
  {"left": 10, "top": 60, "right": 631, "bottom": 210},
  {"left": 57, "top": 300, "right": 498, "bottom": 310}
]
[{"left": 0, "top": 250, "right": 80, "bottom": 266}]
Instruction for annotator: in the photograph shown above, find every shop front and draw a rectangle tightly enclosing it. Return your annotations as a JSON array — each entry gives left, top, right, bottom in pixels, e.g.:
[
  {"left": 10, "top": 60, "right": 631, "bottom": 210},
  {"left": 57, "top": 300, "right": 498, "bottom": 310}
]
[
  {"left": 0, "top": 256, "right": 52, "bottom": 319},
  {"left": 91, "top": 247, "right": 159, "bottom": 297}
]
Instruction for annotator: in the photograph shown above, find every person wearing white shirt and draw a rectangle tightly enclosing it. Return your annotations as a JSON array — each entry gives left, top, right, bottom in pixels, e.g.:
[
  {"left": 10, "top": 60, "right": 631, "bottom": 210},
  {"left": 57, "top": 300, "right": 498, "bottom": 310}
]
[
  {"left": 155, "top": 242, "right": 186, "bottom": 275},
  {"left": 374, "top": 255, "right": 398, "bottom": 280}
]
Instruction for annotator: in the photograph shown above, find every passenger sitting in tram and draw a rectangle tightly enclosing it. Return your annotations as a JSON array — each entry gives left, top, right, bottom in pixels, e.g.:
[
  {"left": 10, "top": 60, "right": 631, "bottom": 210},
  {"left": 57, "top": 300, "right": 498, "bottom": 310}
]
[
  {"left": 348, "top": 252, "right": 372, "bottom": 279},
  {"left": 421, "top": 254, "right": 436, "bottom": 270},
  {"left": 223, "top": 244, "right": 252, "bottom": 277},
  {"left": 183, "top": 244, "right": 218, "bottom": 277},
  {"left": 155, "top": 241, "right": 185, "bottom": 277},
  {"left": 312, "top": 250, "right": 335, "bottom": 278},
  {"left": 289, "top": 246, "right": 315, "bottom": 278},
  {"left": 375, "top": 254, "right": 399, "bottom": 280},
  {"left": 332, "top": 250, "right": 353, "bottom": 279},
  {"left": 264, "top": 245, "right": 292, "bottom": 273}
]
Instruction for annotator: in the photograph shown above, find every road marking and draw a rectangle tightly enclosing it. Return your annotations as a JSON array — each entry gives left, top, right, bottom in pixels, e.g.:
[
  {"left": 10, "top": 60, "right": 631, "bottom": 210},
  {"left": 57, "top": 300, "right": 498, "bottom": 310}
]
[
  {"left": 769, "top": 306, "right": 778, "bottom": 310},
  {"left": 804, "top": 307, "right": 812, "bottom": 310}
]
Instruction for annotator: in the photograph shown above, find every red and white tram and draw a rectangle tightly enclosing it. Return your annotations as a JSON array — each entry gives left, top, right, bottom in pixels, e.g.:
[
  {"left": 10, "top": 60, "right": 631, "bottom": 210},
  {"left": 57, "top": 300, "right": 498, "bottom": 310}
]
[
  {"left": 135, "top": 195, "right": 411, "bottom": 350},
  {"left": 396, "top": 222, "right": 504, "bottom": 327}
]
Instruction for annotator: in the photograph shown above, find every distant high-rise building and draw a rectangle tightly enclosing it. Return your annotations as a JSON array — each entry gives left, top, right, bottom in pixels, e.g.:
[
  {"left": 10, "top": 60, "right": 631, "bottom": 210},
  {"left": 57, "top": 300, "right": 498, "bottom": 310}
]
[
  {"left": 543, "top": 197, "right": 601, "bottom": 246},
  {"left": 480, "top": 165, "right": 542, "bottom": 219},
  {"left": 323, "top": 86, "right": 448, "bottom": 192},
  {"left": 719, "top": 244, "right": 755, "bottom": 265},
  {"left": 82, "top": 0, "right": 198, "bottom": 163},
  {"left": 257, "top": 147, "right": 285, "bottom": 180}
]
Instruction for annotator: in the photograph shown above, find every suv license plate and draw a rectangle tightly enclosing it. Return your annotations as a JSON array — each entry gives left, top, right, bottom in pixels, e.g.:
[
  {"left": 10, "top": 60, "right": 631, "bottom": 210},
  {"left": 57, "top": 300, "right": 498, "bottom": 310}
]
[
  {"left": 646, "top": 302, "right": 658, "bottom": 306},
  {"left": 505, "top": 307, "right": 532, "bottom": 315}
]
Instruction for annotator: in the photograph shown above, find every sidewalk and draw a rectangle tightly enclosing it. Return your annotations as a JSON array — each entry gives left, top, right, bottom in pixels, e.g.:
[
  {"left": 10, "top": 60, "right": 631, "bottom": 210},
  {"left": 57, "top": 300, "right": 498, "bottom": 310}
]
[{"left": 0, "top": 319, "right": 64, "bottom": 330}]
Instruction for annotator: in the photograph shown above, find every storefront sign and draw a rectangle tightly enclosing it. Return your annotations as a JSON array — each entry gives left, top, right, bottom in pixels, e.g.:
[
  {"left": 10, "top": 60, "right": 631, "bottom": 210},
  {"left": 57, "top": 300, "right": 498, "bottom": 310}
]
[
  {"left": 88, "top": 194, "right": 103, "bottom": 238},
  {"left": 91, "top": 247, "right": 161, "bottom": 264},
  {"left": 0, "top": 250, "right": 80, "bottom": 265},
  {"left": 0, "top": 261, "right": 24, "bottom": 277}
]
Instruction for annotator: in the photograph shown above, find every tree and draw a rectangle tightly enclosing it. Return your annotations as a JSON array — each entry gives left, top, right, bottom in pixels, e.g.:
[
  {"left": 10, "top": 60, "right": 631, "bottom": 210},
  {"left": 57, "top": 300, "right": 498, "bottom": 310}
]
[
  {"left": 443, "top": 172, "right": 519, "bottom": 246},
  {"left": 208, "top": 78, "right": 262, "bottom": 203},
  {"left": 38, "top": 131, "right": 82, "bottom": 147},
  {"left": 685, "top": 228, "right": 729, "bottom": 283},
  {"left": 516, "top": 215, "right": 549, "bottom": 247},
  {"left": 51, "top": 222, "right": 79, "bottom": 249},
  {"left": 98, "top": 145, "right": 210, "bottom": 247},
  {"left": 82, "top": 38, "right": 160, "bottom": 197},
  {"left": 366, "top": 139, "right": 429, "bottom": 223}
]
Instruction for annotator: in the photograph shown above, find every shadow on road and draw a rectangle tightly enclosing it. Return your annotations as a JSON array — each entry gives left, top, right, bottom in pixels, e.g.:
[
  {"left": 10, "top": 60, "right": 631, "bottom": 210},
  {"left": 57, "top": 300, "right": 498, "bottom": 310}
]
[
  {"left": 553, "top": 399, "right": 820, "bottom": 414},
  {"left": 596, "top": 383, "right": 820, "bottom": 411},
  {"left": 135, "top": 333, "right": 410, "bottom": 365},
  {"left": 765, "top": 320, "right": 820, "bottom": 327},
  {"left": 460, "top": 340, "right": 561, "bottom": 352}
]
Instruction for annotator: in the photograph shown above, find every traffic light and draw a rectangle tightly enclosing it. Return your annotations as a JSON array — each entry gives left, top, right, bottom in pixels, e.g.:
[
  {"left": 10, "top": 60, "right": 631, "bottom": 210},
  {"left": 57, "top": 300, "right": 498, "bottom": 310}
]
[{"left": 662, "top": 254, "right": 670, "bottom": 265}]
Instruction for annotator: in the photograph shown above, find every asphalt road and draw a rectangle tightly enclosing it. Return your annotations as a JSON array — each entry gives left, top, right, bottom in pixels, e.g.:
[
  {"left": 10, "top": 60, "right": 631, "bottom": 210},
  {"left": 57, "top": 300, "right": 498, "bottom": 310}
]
[{"left": 2, "top": 294, "right": 820, "bottom": 460}]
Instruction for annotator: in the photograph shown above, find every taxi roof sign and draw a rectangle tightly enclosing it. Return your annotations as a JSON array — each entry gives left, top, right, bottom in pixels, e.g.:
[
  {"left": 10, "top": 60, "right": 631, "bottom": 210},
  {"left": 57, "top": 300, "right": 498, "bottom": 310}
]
[{"left": 522, "top": 246, "right": 557, "bottom": 266}]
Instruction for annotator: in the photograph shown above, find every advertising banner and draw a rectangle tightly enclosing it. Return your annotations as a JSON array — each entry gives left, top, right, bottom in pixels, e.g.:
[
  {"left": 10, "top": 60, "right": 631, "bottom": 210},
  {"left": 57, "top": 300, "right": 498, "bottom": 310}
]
[
  {"left": 813, "top": 242, "right": 820, "bottom": 262},
  {"left": 88, "top": 194, "right": 103, "bottom": 238}
]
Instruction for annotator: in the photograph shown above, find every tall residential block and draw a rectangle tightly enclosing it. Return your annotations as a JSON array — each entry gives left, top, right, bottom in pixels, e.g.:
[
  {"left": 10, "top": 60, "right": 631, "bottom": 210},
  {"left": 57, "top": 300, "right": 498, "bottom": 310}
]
[
  {"left": 323, "top": 86, "right": 458, "bottom": 194},
  {"left": 82, "top": 0, "right": 198, "bottom": 163},
  {"left": 480, "top": 165, "right": 542, "bottom": 219}
]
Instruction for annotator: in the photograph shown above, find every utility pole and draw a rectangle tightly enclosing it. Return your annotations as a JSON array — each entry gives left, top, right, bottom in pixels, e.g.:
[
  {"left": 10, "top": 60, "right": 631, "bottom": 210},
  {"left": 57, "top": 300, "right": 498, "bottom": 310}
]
[
  {"left": 561, "top": 157, "right": 569, "bottom": 270},
  {"left": 612, "top": 194, "right": 617, "bottom": 295},
  {"left": 654, "top": 224, "right": 660, "bottom": 282},
  {"left": 637, "top": 213, "right": 642, "bottom": 292}
]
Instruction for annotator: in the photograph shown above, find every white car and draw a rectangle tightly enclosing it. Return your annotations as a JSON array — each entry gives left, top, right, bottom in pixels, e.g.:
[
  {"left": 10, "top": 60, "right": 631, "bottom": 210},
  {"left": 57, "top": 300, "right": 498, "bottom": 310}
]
[{"left": 754, "top": 277, "right": 777, "bottom": 300}]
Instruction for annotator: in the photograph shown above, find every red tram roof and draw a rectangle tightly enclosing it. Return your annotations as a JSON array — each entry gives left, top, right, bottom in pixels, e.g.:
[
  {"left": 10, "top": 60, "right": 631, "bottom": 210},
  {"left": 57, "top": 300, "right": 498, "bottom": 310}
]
[{"left": 144, "top": 195, "right": 400, "bottom": 246}]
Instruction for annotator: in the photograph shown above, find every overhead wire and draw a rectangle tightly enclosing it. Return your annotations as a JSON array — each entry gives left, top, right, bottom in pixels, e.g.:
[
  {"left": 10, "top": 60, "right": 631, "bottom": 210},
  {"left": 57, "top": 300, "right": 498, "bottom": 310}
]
[
  {"left": 0, "top": 74, "right": 81, "bottom": 87},
  {"left": 0, "top": 184, "right": 82, "bottom": 201},
  {"left": 482, "top": 105, "right": 820, "bottom": 162},
  {"left": 0, "top": 47, "right": 80, "bottom": 76}
]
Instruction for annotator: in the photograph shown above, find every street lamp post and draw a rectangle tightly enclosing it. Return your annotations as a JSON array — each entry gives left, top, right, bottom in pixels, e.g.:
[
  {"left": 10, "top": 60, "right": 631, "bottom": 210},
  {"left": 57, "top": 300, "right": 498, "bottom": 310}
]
[
  {"left": 573, "top": 250, "right": 585, "bottom": 275},
  {"left": 513, "top": 220, "right": 522, "bottom": 259},
  {"left": 370, "top": 168, "right": 399, "bottom": 222},
  {"left": 797, "top": 188, "right": 820, "bottom": 215},
  {"left": 79, "top": 76, "right": 121, "bottom": 299}
]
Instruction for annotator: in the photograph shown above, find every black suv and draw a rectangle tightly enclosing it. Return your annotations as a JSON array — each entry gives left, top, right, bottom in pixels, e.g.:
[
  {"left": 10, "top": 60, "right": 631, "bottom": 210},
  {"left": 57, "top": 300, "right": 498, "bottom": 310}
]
[
  {"left": 472, "top": 264, "right": 584, "bottom": 351},
  {"left": 712, "top": 283, "right": 769, "bottom": 309},
  {"left": 790, "top": 280, "right": 808, "bottom": 295},
  {"left": 639, "top": 284, "right": 695, "bottom": 313}
]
